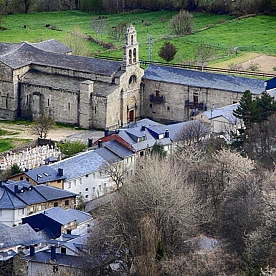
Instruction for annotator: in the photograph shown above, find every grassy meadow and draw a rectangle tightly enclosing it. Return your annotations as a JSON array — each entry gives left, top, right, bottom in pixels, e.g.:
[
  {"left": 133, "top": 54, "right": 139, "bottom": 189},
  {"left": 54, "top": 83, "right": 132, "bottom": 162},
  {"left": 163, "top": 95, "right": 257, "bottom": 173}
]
[{"left": 1, "top": 10, "right": 276, "bottom": 65}]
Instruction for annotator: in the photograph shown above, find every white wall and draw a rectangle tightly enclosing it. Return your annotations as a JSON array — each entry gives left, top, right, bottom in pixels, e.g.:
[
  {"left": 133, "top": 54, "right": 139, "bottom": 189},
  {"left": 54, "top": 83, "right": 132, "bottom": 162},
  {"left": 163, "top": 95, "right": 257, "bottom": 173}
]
[{"left": 0, "top": 208, "right": 27, "bottom": 227}]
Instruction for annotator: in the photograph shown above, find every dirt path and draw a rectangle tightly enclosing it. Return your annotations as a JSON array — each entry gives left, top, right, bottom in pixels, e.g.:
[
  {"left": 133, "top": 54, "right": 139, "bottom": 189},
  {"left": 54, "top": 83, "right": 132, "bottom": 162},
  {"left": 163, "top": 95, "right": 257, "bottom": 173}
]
[{"left": 0, "top": 121, "right": 105, "bottom": 148}]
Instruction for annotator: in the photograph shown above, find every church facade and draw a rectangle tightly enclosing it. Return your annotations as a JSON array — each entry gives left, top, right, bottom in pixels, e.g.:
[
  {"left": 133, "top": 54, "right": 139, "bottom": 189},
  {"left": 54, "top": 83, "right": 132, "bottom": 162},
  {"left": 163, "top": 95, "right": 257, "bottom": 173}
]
[{"left": 0, "top": 25, "right": 269, "bottom": 129}]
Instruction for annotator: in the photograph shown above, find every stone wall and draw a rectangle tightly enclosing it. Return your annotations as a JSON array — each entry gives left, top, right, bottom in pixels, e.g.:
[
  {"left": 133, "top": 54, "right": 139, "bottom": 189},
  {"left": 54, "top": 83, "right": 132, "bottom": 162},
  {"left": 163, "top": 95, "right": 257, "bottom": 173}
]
[{"left": 142, "top": 79, "right": 244, "bottom": 124}]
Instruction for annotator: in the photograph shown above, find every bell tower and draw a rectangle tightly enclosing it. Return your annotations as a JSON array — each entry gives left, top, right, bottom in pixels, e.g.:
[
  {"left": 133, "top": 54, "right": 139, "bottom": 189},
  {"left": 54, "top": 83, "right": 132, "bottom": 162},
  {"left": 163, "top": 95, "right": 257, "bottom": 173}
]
[{"left": 122, "top": 25, "right": 139, "bottom": 70}]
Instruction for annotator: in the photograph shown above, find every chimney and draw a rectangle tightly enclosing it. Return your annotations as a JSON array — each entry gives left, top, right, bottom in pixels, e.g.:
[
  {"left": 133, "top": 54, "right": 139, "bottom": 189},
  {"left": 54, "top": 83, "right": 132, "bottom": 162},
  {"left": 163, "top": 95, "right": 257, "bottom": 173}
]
[
  {"left": 30, "top": 244, "right": 35, "bottom": 257},
  {"left": 50, "top": 246, "right": 56, "bottom": 260},
  {"left": 14, "top": 184, "right": 19, "bottom": 193},
  {"left": 141, "top": 125, "right": 146, "bottom": 131},
  {"left": 98, "top": 140, "right": 103, "bottom": 148},
  {"left": 165, "top": 129, "right": 169, "bottom": 138},
  {"left": 104, "top": 130, "right": 109, "bottom": 137},
  {"left": 57, "top": 168, "right": 63, "bottom": 176},
  {"left": 88, "top": 138, "right": 93, "bottom": 148}
]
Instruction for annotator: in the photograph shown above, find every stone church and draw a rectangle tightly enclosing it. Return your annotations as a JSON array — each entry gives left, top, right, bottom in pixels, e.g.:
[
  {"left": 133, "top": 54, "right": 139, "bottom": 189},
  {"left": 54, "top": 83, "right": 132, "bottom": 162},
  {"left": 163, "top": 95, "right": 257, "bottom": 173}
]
[
  {"left": 0, "top": 25, "right": 269, "bottom": 129},
  {"left": 0, "top": 25, "right": 143, "bottom": 130}
]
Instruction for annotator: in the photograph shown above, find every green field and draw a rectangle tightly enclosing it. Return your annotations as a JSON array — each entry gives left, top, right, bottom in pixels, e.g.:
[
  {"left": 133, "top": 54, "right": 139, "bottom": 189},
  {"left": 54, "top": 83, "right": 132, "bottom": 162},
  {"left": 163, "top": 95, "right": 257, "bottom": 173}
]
[{"left": 1, "top": 10, "right": 276, "bottom": 64}]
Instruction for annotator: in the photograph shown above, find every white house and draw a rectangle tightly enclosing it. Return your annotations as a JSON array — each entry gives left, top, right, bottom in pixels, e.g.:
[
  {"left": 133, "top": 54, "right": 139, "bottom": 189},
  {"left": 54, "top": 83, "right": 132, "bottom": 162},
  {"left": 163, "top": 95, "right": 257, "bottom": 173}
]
[{"left": 49, "top": 145, "right": 135, "bottom": 201}]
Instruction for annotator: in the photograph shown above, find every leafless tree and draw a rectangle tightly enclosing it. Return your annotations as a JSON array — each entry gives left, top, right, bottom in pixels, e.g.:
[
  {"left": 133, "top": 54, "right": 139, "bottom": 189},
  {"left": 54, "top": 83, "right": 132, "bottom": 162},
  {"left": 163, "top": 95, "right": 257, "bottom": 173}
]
[
  {"left": 65, "top": 25, "right": 89, "bottom": 56},
  {"left": 90, "top": 17, "right": 108, "bottom": 38},
  {"left": 31, "top": 114, "right": 55, "bottom": 138},
  {"left": 170, "top": 9, "right": 194, "bottom": 36},
  {"left": 159, "top": 15, "right": 167, "bottom": 27},
  {"left": 85, "top": 155, "right": 206, "bottom": 275},
  {"left": 174, "top": 120, "right": 210, "bottom": 146},
  {"left": 109, "top": 21, "right": 126, "bottom": 42},
  {"left": 195, "top": 41, "right": 215, "bottom": 70},
  {"left": 143, "top": 20, "right": 152, "bottom": 33}
]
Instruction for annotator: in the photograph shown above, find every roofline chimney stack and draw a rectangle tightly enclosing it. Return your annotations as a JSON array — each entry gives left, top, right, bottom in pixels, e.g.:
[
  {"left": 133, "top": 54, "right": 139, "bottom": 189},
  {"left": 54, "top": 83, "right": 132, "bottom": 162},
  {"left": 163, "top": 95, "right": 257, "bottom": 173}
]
[
  {"left": 165, "top": 129, "right": 169, "bottom": 138},
  {"left": 98, "top": 140, "right": 103, "bottom": 148},
  {"left": 57, "top": 168, "right": 63, "bottom": 176},
  {"left": 50, "top": 246, "right": 56, "bottom": 260},
  {"left": 30, "top": 244, "right": 35, "bottom": 257}
]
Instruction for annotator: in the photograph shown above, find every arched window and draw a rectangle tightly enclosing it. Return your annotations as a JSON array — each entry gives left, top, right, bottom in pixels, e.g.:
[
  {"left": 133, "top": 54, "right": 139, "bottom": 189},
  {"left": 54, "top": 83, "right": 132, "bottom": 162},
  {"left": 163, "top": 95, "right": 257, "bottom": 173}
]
[
  {"left": 131, "top": 35, "right": 134, "bottom": 45},
  {"left": 133, "top": 48, "right": 137, "bottom": 63},
  {"left": 129, "top": 49, "right": 132, "bottom": 64}
]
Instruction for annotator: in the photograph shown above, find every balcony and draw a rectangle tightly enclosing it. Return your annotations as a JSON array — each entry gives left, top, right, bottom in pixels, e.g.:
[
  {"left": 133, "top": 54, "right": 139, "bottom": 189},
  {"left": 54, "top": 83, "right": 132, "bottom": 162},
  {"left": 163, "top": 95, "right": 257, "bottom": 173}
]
[
  {"left": 150, "top": 94, "right": 165, "bottom": 103},
  {"left": 185, "top": 100, "right": 207, "bottom": 111}
]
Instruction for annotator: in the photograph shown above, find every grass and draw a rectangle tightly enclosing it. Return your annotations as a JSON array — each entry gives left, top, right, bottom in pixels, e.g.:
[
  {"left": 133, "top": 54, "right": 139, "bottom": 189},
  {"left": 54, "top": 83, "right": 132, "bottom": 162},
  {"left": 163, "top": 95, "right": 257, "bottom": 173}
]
[
  {"left": 1, "top": 11, "right": 276, "bottom": 64},
  {"left": 0, "top": 138, "right": 32, "bottom": 153}
]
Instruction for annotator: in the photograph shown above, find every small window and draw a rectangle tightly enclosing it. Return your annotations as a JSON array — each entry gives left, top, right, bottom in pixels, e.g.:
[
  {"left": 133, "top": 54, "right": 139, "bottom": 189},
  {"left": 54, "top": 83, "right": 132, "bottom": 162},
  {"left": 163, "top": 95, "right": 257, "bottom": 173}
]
[
  {"left": 99, "top": 185, "right": 102, "bottom": 191},
  {"left": 26, "top": 177, "right": 29, "bottom": 182},
  {"left": 68, "top": 102, "right": 71, "bottom": 110},
  {"left": 150, "top": 104, "right": 152, "bottom": 108},
  {"left": 38, "top": 205, "right": 42, "bottom": 211},
  {"left": 86, "top": 174, "right": 89, "bottom": 177},
  {"left": 20, "top": 176, "right": 23, "bottom": 180},
  {"left": 57, "top": 180, "right": 61, "bottom": 183},
  {"left": 85, "top": 188, "right": 89, "bottom": 192},
  {"left": 167, "top": 106, "right": 170, "bottom": 111},
  {"left": 54, "top": 202, "right": 58, "bottom": 207},
  {"left": 18, "top": 208, "right": 24, "bottom": 215},
  {"left": 140, "top": 151, "right": 144, "bottom": 157},
  {"left": 85, "top": 195, "right": 88, "bottom": 199},
  {"left": 61, "top": 247, "right": 66, "bottom": 254},
  {"left": 68, "top": 182, "right": 71, "bottom": 188},
  {"left": 65, "top": 200, "right": 69, "bottom": 206},
  {"left": 47, "top": 98, "right": 50, "bottom": 107}
]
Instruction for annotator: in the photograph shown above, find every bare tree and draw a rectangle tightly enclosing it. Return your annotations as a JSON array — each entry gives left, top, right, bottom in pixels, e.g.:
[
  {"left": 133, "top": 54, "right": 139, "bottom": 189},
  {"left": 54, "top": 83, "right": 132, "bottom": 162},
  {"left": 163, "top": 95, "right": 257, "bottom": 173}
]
[
  {"left": 195, "top": 41, "right": 215, "bottom": 70},
  {"left": 109, "top": 21, "right": 126, "bottom": 42},
  {"left": 85, "top": 155, "right": 205, "bottom": 275},
  {"left": 90, "top": 17, "right": 108, "bottom": 38},
  {"left": 31, "top": 114, "right": 55, "bottom": 138},
  {"left": 159, "top": 41, "right": 177, "bottom": 63},
  {"left": 65, "top": 25, "right": 89, "bottom": 56},
  {"left": 174, "top": 120, "right": 210, "bottom": 146},
  {"left": 170, "top": 9, "right": 194, "bottom": 36}
]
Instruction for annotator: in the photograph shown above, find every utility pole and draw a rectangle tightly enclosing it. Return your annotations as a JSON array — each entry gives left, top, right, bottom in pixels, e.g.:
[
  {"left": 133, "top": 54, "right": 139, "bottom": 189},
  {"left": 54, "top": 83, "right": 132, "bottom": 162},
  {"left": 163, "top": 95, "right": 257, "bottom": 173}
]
[{"left": 148, "top": 35, "right": 152, "bottom": 63}]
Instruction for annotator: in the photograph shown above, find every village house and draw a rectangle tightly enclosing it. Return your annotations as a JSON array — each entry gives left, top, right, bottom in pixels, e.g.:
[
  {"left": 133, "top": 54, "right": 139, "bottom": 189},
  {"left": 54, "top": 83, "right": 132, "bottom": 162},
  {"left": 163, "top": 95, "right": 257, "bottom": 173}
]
[
  {"left": 194, "top": 103, "right": 242, "bottom": 140},
  {"left": 0, "top": 180, "right": 77, "bottom": 227},
  {"left": 8, "top": 165, "right": 66, "bottom": 188}
]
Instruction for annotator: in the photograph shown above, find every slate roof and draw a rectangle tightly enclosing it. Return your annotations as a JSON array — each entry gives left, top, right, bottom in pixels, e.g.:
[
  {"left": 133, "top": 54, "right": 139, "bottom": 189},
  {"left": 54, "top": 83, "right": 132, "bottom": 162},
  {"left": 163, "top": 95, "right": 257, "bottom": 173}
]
[
  {"left": 204, "top": 103, "right": 239, "bottom": 123},
  {"left": 31, "top": 39, "right": 71, "bottom": 54},
  {"left": 23, "top": 251, "right": 84, "bottom": 268},
  {"left": 66, "top": 209, "right": 92, "bottom": 224},
  {"left": 0, "top": 180, "right": 77, "bottom": 209},
  {"left": 0, "top": 223, "right": 46, "bottom": 249},
  {"left": 0, "top": 41, "right": 122, "bottom": 77},
  {"left": 144, "top": 64, "right": 266, "bottom": 94},
  {"left": 24, "top": 165, "right": 65, "bottom": 184},
  {"left": 49, "top": 149, "right": 115, "bottom": 180},
  {"left": 28, "top": 206, "right": 76, "bottom": 225},
  {"left": 103, "top": 140, "right": 134, "bottom": 158}
]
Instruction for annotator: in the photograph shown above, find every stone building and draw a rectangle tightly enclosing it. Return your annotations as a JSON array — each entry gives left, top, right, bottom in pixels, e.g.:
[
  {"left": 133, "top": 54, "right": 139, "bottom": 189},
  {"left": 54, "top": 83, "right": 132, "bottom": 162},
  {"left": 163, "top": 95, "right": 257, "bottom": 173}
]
[
  {"left": 142, "top": 64, "right": 266, "bottom": 124},
  {"left": 0, "top": 25, "right": 270, "bottom": 129},
  {"left": 0, "top": 25, "right": 143, "bottom": 130}
]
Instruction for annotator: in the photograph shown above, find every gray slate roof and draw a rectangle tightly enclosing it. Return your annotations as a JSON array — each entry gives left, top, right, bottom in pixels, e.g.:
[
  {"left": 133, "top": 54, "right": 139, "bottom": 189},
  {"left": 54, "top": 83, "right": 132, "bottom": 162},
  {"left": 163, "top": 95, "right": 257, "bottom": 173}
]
[
  {"left": 0, "top": 41, "right": 122, "bottom": 77},
  {"left": 144, "top": 64, "right": 265, "bottom": 94},
  {"left": 23, "top": 251, "right": 83, "bottom": 268},
  {"left": 204, "top": 103, "right": 239, "bottom": 123},
  {"left": 0, "top": 223, "right": 46, "bottom": 249},
  {"left": 49, "top": 149, "right": 116, "bottom": 180},
  {"left": 0, "top": 180, "right": 77, "bottom": 209},
  {"left": 24, "top": 165, "right": 65, "bottom": 184},
  {"left": 103, "top": 140, "right": 134, "bottom": 158},
  {"left": 66, "top": 209, "right": 92, "bottom": 224},
  {"left": 28, "top": 206, "right": 76, "bottom": 225}
]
